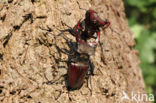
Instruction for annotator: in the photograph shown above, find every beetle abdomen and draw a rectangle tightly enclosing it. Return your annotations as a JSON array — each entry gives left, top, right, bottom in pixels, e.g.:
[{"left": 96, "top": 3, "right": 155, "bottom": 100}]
[{"left": 67, "top": 63, "right": 89, "bottom": 90}]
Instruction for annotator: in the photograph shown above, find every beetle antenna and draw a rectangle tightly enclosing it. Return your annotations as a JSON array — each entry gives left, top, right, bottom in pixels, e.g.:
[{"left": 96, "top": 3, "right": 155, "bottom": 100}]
[{"left": 109, "top": 26, "right": 121, "bottom": 35}]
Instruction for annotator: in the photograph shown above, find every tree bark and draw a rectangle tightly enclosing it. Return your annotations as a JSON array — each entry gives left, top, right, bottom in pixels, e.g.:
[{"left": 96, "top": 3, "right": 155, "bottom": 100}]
[{"left": 0, "top": 0, "right": 147, "bottom": 103}]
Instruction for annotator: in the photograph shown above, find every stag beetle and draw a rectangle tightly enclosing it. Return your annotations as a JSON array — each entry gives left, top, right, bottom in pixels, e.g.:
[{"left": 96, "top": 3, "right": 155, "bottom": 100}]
[{"left": 58, "top": 9, "right": 110, "bottom": 90}]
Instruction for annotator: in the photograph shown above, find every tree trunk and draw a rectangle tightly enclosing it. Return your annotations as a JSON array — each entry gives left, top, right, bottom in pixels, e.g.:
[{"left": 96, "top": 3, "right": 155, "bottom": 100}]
[{"left": 0, "top": 0, "right": 147, "bottom": 103}]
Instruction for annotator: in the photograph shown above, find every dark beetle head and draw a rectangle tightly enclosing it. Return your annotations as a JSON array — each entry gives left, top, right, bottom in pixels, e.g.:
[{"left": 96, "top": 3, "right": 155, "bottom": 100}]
[{"left": 85, "top": 10, "right": 106, "bottom": 27}]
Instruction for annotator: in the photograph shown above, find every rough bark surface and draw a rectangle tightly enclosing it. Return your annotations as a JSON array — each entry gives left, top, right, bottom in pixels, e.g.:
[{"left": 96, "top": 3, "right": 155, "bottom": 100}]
[{"left": 0, "top": 0, "right": 146, "bottom": 103}]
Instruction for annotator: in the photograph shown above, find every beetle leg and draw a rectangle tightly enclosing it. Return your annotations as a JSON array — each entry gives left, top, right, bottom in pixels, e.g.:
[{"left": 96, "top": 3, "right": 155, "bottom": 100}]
[
  {"left": 86, "top": 62, "right": 93, "bottom": 95},
  {"left": 43, "top": 74, "right": 67, "bottom": 85},
  {"left": 57, "top": 27, "right": 76, "bottom": 37},
  {"left": 89, "top": 60, "right": 94, "bottom": 75},
  {"left": 68, "top": 91, "right": 72, "bottom": 101},
  {"left": 103, "top": 20, "right": 110, "bottom": 29},
  {"left": 57, "top": 22, "right": 76, "bottom": 36},
  {"left": 89, "top": 75, "right": 93, "bottom": 95}
]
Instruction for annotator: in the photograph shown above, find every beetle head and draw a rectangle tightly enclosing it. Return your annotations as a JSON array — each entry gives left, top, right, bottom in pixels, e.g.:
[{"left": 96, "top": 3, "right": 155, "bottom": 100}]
[{"left": 86, "top": 10, "right": 106, "bottom": 27}]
